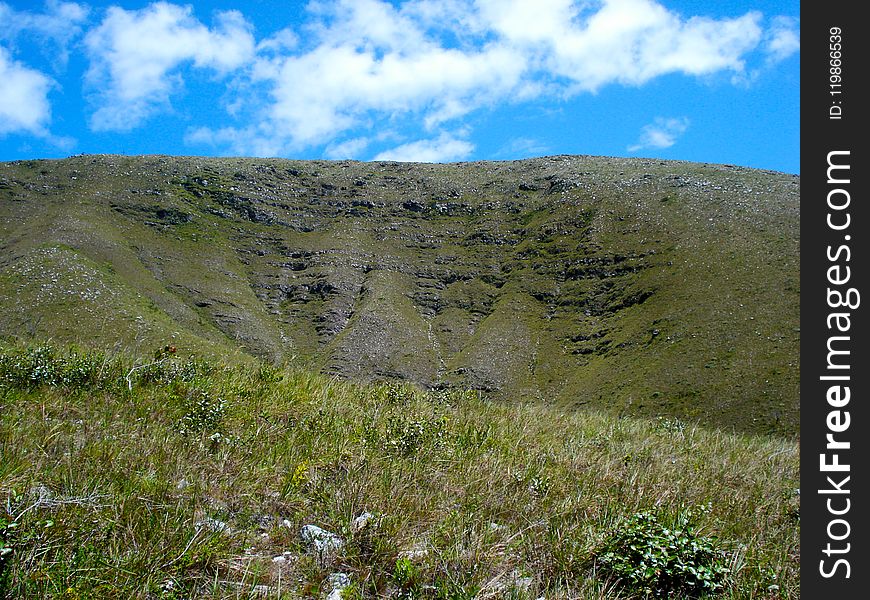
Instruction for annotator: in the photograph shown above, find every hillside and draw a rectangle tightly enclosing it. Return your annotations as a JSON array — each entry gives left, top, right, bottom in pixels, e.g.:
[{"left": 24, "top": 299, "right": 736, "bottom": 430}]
[
  {"left": 0, "top": 346, "right": 800, "bottom": 599},
  {"left": 0, "top": 155, "right": 799, "bottom": 434}
]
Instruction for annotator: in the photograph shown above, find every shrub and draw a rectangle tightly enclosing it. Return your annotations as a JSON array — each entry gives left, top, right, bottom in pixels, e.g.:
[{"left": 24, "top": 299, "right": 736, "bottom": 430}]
[
  {"left": 380, "top": 381, "right": 418, "bottom": 406},
  {"left": 594, "top": 504, "right": 729, "bottom": 598},
  {"left": 381, "top": 414, "right": 448, "bottom": 456},
  {"left": 133, "top": 354, "right": 211, "bottom": 386},
  {"left": 0, "top": 346, "right": 112, "bottom": 389},
  {"left": 393, "top": 557, "right": 421, "bottom": 598},
  {"left": 175, "top": 388, "right": 227, "bottom": 437},
  {"left": 428, "top": 388, "right": 478, "bottom": 407}
]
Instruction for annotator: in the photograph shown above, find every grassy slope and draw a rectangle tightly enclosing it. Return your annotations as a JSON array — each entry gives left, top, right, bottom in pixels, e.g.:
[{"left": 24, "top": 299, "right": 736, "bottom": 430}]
[
  {"left": 0, "top": 346, "right": 799, "bottom": 599},
  {"left": 0, "top": 155, "right": 799, "bottom": 434}
]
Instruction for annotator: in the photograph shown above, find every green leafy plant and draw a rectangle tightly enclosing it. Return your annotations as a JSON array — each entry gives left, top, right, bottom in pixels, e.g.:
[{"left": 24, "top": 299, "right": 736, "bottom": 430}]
[
  {"left": 393, "top": 557, "right": 421, "bottom": 599},
  {"left": 0, "top": 346, "right": 111, "bottom": 389},
  {"left": 176, "top": 388, "right": 227, "bottom": 437},
  {"left": 382, "top": 382, "right": 417, "bottom": 406},
  {"left": 595, "top": 504, "right": 729, "bottom": 598},
  {"left": 382, "top": 415, "right": 448, "bottom": 456},
  {"left": 132, "top": 350, "right": 211, "bottom": 387}
]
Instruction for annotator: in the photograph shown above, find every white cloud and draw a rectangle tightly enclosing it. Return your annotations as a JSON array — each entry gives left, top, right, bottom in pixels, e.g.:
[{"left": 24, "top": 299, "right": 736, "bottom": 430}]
[
  {"left": 0, "top": 1, "right": 89, "bottom": 64},
  {"left": 191, "top": 0, "right": 527, "bottom": 156},
  {"left": 257, "top": 28, "right": 299, "bottom": 54},
  {"left": 324, "top": 137, "right": 371, "bottom": 160},
  {"left": 184, "top": 124, "right": 284, "bottom": 157},
  {"left": 478, "top": 0, "right": 764, "bottom": 91},
  {"left": 373, "top": 132, "right": 474, "bottom": 162},
  {"left": 497, "top": 137, "right": 551, "bottom": 158},
  {"left": 765, "top": 16, "right": 799, "bottom": 63},
  {"left": 266, "top": 42, "right": 523, "bottom": 144},
  {"left": 628, "top": 116, "right": 690, "bottom": 152},
  {"left": 0, "top": 1, "right": 799, "bottom": 157},
  {"left": 476, "top": 0, "right": 575, "bottom": 46},
  {"left": 191, "top": 0, "right": 791, "bottom": 157},
  {"left": 0, "top": 46, "right": 53, "bottom": 137},
  {"left": 402, "top": 0, "right": 487, "bottom": 35},
  {"left": 0, "top": 1, "right": 87, "bottom": 144},
  {"left": 85, "top": 2, "right": 255, "bottom": 131},
  {"left": 250, "top": 0, "right": 525, "bottom": 148},
  {"left": 312, "top": 0, "right": 425, "bottom": 53}
]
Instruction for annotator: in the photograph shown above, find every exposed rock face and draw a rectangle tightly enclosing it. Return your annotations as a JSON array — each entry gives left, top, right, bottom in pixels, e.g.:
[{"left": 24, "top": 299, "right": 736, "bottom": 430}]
[{"left": 0, "top": 155, "right": 800, "bottom": 433}]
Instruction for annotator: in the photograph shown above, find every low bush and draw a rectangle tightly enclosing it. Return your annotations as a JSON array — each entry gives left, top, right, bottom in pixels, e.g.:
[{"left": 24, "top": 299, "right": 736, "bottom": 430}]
[
  {"left": 594, "top": 504, "right": 730, "bottom": 598},
  {"left": 0, "top": 346, "right": 115, "bottom": 389}
]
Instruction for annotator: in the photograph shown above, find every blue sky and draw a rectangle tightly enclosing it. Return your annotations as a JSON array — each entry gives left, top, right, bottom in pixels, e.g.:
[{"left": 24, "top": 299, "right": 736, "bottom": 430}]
[{"left": 1, "top": 0, "right": 799, "bottom": 171}]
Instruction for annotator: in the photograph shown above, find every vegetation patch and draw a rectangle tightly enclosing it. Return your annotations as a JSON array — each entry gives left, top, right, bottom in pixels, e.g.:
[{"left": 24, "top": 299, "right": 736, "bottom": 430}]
[
  {"left": 594, "top": 504, "right": 730, "bottom": 598},
  {"left": 0, "top": 344, "right": 799, "bottom": 598}
]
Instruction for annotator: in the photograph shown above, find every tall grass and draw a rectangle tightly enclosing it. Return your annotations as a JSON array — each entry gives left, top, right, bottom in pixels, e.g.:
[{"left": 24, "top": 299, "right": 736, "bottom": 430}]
[{"left": 0, "top": 345, "right": 798, "bottom": 598}]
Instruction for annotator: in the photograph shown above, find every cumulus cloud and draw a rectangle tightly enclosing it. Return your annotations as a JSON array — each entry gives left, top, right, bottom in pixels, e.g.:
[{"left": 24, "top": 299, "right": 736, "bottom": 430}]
[
  {"left": 0, "top": 0, "right": 89, "bottom": 64},
  {"left": 0, "top": 1, "right": 800, "bottom": 160},
  {"left": 264, "top": 43, "right": 521, "bottom": 144},
  {"left": 84, "top": 2, "right": 255, "bottom": 131},
  {"left": 765, "top": 16, "right": 800, "bottom": 63},
  {"left": 476, "top": 0, "right": 763, "bottom": 90},
  {"left": 0, "top": 0, "right": 785, "bottom": 159},
  {"left": 0, "top": 46, "right": 54, "bottom": 137},
  {"left": 256, "top": 27, "right": 299, "bottom": 54},
  {"left": 373, "top": 132, "right": 474, "bottom": 162},
  {"left": 188, "top": 0, "right": 791, "bottom": 158},
  {"left": 324, "top": 137, "right": 373, "bottom": 160},
  {"left": 0, "top": 1, "right": 88, "bottom": 139},
  {"left": 247, "top": 0, "right": 525, "bottom": 149},
  {"left": 628, "top": 116, "right": 690, "bottom": 152}
]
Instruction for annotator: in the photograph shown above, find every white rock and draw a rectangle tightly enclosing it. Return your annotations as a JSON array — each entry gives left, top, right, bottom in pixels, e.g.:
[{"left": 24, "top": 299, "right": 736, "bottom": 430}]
[
  {"left": 352, "top": 512, "right": 375, "bottom": 532},
  {"left": 300, "top": 525, "right": 344, "bottom": 564},
  {"left": 398, "top": 546, "right": 428, "bottom": 561},
  {"left": 196, "top": 516, "right": 229, "bottom": 533},
  {"left": 325, "top": 572, "right": 351, "bottom": 600}
]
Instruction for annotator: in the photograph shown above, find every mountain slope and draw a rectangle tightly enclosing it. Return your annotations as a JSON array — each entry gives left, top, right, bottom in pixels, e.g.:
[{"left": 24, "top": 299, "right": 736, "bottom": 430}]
[{"left": 0, "top": 154, "right": 799, "bottom": 434}]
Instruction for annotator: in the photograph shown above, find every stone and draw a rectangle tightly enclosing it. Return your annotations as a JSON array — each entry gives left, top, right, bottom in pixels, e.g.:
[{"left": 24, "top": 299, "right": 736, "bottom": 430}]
[
  {"left": 300, "top": 524, "right": 344, "bottom": 564},
  {"left": 325, "top": 572, "right": 351, "bottom": 600},
  {"left": 196, "top": 516, "right": 229, "bottom": 533},
  {"left": 351, "top": 511, "right": 375, "bottom": 533}
]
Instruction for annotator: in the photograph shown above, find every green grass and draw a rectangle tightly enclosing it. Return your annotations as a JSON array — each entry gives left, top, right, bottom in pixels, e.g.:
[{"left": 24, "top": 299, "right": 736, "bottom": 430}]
[{"left": 0, "top": 345, "right": 799, "bottom": 598}]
